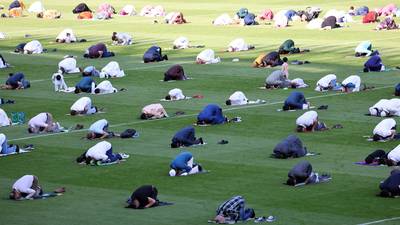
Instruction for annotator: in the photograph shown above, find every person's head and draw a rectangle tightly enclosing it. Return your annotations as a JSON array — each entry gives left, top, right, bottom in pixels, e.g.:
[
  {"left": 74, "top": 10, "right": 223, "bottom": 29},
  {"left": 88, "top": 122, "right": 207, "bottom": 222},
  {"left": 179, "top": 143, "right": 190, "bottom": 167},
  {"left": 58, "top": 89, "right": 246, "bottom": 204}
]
[
  {"left": 282, "top": 105, "right": 289, "bottom": 111},
  {"left": 283, "top": 57, "right": 288, "bottom": 62},
  {"left": 85, "top": 156, "right": 93, "bottom": 165},
  {"left": 111, "top": 32, "right": 117, "bottom": 41},
  {"left": 9, "top": 189, "right": 21, "bottom": 200},
  {"left": 171, "top": 142, "right": 180, "bottom": 148},
  {"left": 286, "top": 177, "right": 296, "bottom": 186},
  {"left": 36, "top": 12, "right": 43, "bottom": 18},
  {"left": 165, "top": 95, "right": 171, "bottom": 100},
  {"left": 140, "top": 113, "right": 148, "bottom": 120},
  {"left": 372, "top": 134, "right": 382, "bottom": 142},
  {"left": 386, "top": 159, "right": 395, "bottom": 167},
  {"left": 265, "top": 83, "right": 272, "bottom": 89},
  {"left": 66, "top": 33, "right": 71, "bottom": 37},
  {"left": 363, "top": 67, "right": 369, "bottom": 73},
  {"left": 28, "top": 127, "right": 36, "bottom": 134},
  {"left": 86, "top": 132, "right": 96, "bottom": 140},
  {"left": 74, "top": 88, "right": 80, "bottom": 94},
  {"left": 9, "top": 73, "right": 13, "bottom": 77},
  {"left": 110, "top": 52, "right": 115, "bottom": 57},
  {"left": 94, "top": 88, "right": 100, "bottom": 94},
  {"left": 70, "top": 110, "right": 77, "bottom": 116},
  {"left": 296, "top": 125, "right": 305, "bottom": 132},
  {"left": 55, "top": 74, "right": 62, "bottom": 81},
  {"left": 225, "top": 100, "right": 232, "bottom": 105},
  {"left": 83, "top": 53, "right": 89, "bottom": 58},
  {"left": 76, "top": 152, "right": 87, "bottom": 163},
  {"left": 169, "top": 169, "right": 177, "bottom": 176},
  {"left": 350, "top": 6, "right": 354, "bottom": 10}
]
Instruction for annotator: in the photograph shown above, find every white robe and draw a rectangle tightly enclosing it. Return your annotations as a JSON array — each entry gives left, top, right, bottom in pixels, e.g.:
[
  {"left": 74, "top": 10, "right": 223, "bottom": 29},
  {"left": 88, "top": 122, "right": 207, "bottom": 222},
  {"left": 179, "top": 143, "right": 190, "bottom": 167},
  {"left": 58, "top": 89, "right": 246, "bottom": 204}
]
[
  {"left": 274, "top": 10, "right": 288, "bottom": 27},
  {"left": 213, "top": 13, "right": 233, "bottom": 25},
  {"left": 95, "top": 81, "right": 117, "bottom": 94},
  {"left": 173, "top": 36, "right": 189, "bottom": 49},
  {"left": 168, "top": 88, "right": 185, "bottom": 100},
  {"left": 228, "top": 38, "right": 249, "bottom": 52},
  {"left": 58, "top": 58, "right": 80, "bottom": 74},
  {"left": 114, "top": 33, "right": 132, "bottom": 45},
  {"left": 28, "top": 1, "right": 45, "bottom": 13},
  {"left": 355, "top": 41, "right": 372, "bottom": 56},
  {"left": 100, "top": 61, "right": 125, "bottom": 78},
  {"left": 315, "top": 74, "right": 336, "bottom": 91},
  {"left": 86, "top": 141, "right": 112, "bottom": 161},
  {"left": 342, "top": 75, "right": 361, "bottom": 92},
  {"left": 120, "top": 5, "right": 136, "bottom": 16},
  {"left": 24, "top": 40, "right": 43, "bottom": 54},
  {"left": 0, "top": 108, "right": 11, "bottom": 127},
  {"left": 196, "top": 49, "right": 220, "bottom": 64},
  {"left": 228, "top": 91, "right": 248, "bottom": 105},
  {"left": 56, "top": 29, "right": 77, "bottom": 43},
  {"left": 369, "top": 99, "right": 400, "bottom": 117},
  {"left": 373, "top": 118, "right": 396, "bottom": 137}
]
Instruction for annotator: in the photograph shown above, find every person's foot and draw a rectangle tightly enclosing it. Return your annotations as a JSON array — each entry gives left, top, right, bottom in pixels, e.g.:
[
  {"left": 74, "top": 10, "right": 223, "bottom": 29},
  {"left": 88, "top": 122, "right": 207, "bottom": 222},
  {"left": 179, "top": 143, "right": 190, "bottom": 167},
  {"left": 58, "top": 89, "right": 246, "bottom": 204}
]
[
  {"left": 218, "top": 140, "right": 229, "bottom": 144},
  {"left": 23, "top": 144, "right": 34, "bottom": 150}
]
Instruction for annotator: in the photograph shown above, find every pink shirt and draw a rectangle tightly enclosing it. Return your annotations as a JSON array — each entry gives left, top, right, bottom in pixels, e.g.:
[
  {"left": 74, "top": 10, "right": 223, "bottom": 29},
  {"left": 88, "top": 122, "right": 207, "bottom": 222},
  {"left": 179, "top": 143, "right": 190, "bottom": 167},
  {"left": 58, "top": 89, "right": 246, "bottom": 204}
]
[{"left": 281, "top": 62, "right": 289, "bottom": 77}]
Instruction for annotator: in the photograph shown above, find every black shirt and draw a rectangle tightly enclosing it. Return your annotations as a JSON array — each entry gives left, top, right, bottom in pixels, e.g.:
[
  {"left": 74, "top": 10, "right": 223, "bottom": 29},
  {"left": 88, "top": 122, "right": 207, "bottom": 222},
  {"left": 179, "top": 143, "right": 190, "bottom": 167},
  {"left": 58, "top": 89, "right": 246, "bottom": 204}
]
[{"left": 130, "top": 185, "right": 158, "bottom": 209}]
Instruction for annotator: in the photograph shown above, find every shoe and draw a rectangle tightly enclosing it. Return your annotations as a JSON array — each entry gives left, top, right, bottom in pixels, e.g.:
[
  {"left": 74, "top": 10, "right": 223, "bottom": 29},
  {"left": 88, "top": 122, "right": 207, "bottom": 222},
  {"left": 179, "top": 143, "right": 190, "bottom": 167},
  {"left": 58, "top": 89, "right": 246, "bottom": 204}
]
[
  {"left": 5, "top": 100, "right": 15, "bottom": 104},
  {"left": 120, "top": 153, "right": 130, "bottom": 159},
  {"left": 254, "top": 217, "right": 266, "bottom": 223},
  {"left": 23, "top": 144, "right": 34, "bottom": 150},
  {"left": 74, "top": 124, "right": 84, "bottom": 130},
  {"left": 317, "top": 105, "right": 328, "bottom": 110},
  {"left": 230, "top": 117, "right": 242, "bottom": 122},
  {"left": 175, "top": 111, "right": 185, "bottom": 116},
  {"left": 199, "top": 137, "right": 204, "bottom": 145},
  {"left": 218, "top": 140, "right": 229, "bottom": 144},
  {"left": 304, "top": 61, "right": 310, "bottom": 64}
]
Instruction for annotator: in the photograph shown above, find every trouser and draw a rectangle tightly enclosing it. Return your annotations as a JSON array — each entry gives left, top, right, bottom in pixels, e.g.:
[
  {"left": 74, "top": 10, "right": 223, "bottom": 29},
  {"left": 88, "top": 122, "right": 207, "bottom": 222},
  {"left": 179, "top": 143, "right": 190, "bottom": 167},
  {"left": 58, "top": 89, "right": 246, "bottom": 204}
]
[
  {"left": 105, "top": 148, "right": 122, "bottom": 162},
  {"left": 86, "top": 107, "right": 97, "bottom": 115},
  {"left": 1, "top": 138, "right": 18, "bottom": 154}
]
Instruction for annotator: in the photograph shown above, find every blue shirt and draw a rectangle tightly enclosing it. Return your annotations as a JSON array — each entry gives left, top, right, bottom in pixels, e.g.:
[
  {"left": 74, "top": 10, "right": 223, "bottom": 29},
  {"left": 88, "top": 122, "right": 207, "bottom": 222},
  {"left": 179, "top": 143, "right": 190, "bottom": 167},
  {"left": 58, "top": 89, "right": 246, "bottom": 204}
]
[
  {"left": 284, "top": 92, "right": 306, "bottom": 109},
  {"left": 364, "top": 55, "right": 382, "bottom": 70},
  {"left": 197, "top": 104, "right": 225, "bottom": 124},
  {"left": 89, "top": 119, "right": 108, "bottom": 134},
  {"left": 6, "top": 72, "right": 24, "bottom": 87},
  {"left": 143, "top": 46, "right": 162, "bottom": 61},
  {"left": 76, "top": 77, "right": 94, "bottom": 92},
  {"left": 170, "top": 151, "right": 193, "bottom": 172}
]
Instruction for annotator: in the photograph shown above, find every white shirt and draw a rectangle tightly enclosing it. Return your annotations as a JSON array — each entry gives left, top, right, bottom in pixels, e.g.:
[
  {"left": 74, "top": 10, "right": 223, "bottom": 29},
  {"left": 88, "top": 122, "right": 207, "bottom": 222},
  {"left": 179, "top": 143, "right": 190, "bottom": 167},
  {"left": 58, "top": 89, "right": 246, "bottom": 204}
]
[
  {"left": 0, "top": 133, "right": 6, "bottom": 152},
  {"left": 355, "top": 41, "right": 372, "bottom": 56},
  {"left": 86, "top": 141, "right": 112, "bottom": 161},
  {"left": 229, "top": 91, "right": 248, "bottom": 105},
  {"left": 316, "top": 74, "right": 336, "bottom": 89},
  {"left": 95, "top": 80, "right": 117, "bottom": 94},
  {"left": 89, "top": 119, "right": 108, "bottom": 134},
  {"left": 28, "top": 112, "right": 48, "bottom": 129},
  {"left": 296, "top": 110, "right": 318, "bottom": 127},
  {"left": 196, "top": 49, "right": 220, "bottom": 64},
  {"left": 24, "top": 40, "right": 43, "bottom": 54},
  {"left": 12, "top": 175, "right": 35, "bottom": 194},
  {"left": 228, "top": 38, "right": 248, "bottom": 52},
  {"left": 58, "top": 58, "right": 80, "bottom": 73},
  {"left": 213, "top": 13, "right": 233, "bottom": 25},
  {"left": 388, "top": 144, "right": 400, "bottom": 163},
  {"left": 173, "top": 36, "right": 189, "bottom": 49},
  {"left": 0, "top": 108, "right": 11, "bottom": 127},
  {"left": 115, "top": 33, "right": 132, "bottom": 45},
  {"left": 369, "top": 99, "right": 400, "bottom": 116},
  {"left": 342, "top": 75, "right": 361, "bottom": 92},
  {"left": 56, "top": 29, "right": 77, "bottom": 43},
  {"left": 100, "top": 61, "right": 125, "bottom": 78},
  {"left": 373, "top": 118, "right": 396, "bottom": 137},
  {"left": 71, "top": 97, "right": 92, "bottom": 112},
  {"left": 168, "top": 88, "right": 185, "bottom": 100}
]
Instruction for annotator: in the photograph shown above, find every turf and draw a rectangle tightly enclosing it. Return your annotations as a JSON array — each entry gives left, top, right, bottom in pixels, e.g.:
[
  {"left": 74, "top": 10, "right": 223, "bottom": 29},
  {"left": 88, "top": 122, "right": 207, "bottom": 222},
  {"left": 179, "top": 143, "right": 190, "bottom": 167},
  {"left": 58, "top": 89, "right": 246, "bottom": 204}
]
[{"left": 1, "top": 0, "right": 400, "bottom": 224}]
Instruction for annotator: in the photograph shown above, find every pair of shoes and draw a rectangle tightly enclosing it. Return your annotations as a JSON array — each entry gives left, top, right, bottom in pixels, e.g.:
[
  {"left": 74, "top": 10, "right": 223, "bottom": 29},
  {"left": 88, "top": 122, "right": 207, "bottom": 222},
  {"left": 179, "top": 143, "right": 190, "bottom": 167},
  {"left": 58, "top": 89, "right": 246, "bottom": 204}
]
[
  {"left": 332, "top": 124, "right": 343, "bottom": 129},
  {"left": 218, "top": 140, "right": 229, "bottom": 144},
  {"left": 175, "top": 111, "right": 185, "bottom": 116},
  {"left": 23, "top": 144, "right": 34, "bottom": 150},
  {"left": 317, "top": 105, "right": 328, "bottom": 110},
  {"left": 120, "top": 153, "right": 130, "bottom": 159},
  {"left": 75, "top": 124, "right": 84, "bottom": 130},
  {"left": 230, "top": 117, "right": 242, "bottom": 123},
  {"left": 5, "top": 100, "right": 15, "bottom": 104}
]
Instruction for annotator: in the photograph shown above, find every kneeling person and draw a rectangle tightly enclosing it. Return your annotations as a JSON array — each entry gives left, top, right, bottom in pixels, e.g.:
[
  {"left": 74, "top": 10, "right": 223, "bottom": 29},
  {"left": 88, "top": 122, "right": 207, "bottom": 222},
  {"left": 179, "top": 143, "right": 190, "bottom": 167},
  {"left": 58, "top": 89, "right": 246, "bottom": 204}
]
[
  {"left": 169, "top": 151, "right": 203, "bottom": 176},
  {"left": 28, "top": 112, "right": 61, "bottom": 133},
  {"left": 171, "top": 126, "right": 203, "bottom": 148},
  {"left": 296, "top": 111, "right": 327, "bottom": 132},
  {"left": 286, "top": 161, "right": 331, "bottom": 186},
  {"left": 76, "top": 141, "right": 123, "bottom": 165},
  {"left": 140, "top": 103, "right": 168, "bottom": 120}
]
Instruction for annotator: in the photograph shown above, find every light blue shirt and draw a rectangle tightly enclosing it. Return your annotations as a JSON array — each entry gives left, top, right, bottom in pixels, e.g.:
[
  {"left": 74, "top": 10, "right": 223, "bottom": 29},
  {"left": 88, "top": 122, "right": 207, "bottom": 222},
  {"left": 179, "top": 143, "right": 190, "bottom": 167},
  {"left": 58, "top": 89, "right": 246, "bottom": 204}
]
[{"left": 89, "top": 119, "right": 108, "bottom": 134}]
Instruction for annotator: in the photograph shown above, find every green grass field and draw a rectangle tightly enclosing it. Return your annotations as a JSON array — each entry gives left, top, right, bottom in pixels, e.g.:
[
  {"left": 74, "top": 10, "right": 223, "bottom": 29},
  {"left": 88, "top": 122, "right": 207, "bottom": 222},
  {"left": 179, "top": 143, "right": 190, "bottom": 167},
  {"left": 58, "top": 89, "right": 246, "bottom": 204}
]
[{"left": 1, "top": 0, "right": 400, "bottom": 224}]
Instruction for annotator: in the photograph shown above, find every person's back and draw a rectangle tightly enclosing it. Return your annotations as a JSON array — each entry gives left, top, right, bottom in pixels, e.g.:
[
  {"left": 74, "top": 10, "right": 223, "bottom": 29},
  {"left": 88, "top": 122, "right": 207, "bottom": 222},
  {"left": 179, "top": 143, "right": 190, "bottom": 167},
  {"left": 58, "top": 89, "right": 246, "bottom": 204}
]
[
  {"left": 284, "top": 91, "right": 307, "bottom": 110},
  {"left": 364, "top": 55, "right": 382, "bottom": 72},
  {"left": 266, "top": 70, "right": 287, "bottom": 88},
  {"left": 244, "top": 13, "right": 256, "bottom": 25},
  {"left": 72, "top": 3, "right": 91, "bottom": 14},
  {"left": 143, "top": 46, "right": 163, "bottom": 63},
  {"left": 76, "top": 77, "right": 94, "bottom": 93},
  {"left": 86, "top": 141, "right": 111, "bottom": 161},
  {"left": 71, "top": 97, "right": 91, "bottom": 112},
  {"left": 288, "top": 160, "right": 312, "bottom": 183},
  {"left": 273, "top": 135, "right": 306, "bottom": 158},
  {"left": 373, "top": 118, "right": 396, "bottom": 139},
  {"left": 278, "top": 39, "right": 295, "bottom": 54},
  {"left": 170, "top": 151, "right": 193, "bottom": 172},
  {"left": 379, "top": 172, "right": 400, "bottom": 197},
  {"left": 89, "top": 119, "right": 108, "bottom": 134},
  {"left": 362, "top": 11, "right": 377, "bottom": 23},
  {"left": 6, "top": 72, "right": 24, "bottom": 89},
  {"left": 321, "top": 16, "right": 337, "bottom": 28},
  {"left": 264, "top": 51, "right": 283, "bottom": 67},
  {"left": 164, "top": 64, "right": 185, "bottom": 81},
  {"left": 197, "top": 104, "right": 225, "bottom": 124}
]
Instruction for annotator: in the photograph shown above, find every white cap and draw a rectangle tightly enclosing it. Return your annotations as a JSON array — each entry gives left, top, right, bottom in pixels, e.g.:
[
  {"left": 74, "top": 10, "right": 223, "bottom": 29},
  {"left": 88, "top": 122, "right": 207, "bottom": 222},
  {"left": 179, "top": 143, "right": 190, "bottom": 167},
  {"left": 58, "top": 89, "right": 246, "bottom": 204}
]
[{"left": 169, "top": 169, "right": 176, "bottom": 177}]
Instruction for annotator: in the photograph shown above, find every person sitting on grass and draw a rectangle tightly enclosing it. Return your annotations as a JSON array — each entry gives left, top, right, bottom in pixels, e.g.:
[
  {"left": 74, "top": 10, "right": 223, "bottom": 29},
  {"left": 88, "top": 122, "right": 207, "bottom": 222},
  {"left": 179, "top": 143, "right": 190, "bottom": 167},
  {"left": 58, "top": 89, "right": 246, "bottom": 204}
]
[
  {"left": 362, "top": 11, "right": 378, "bottom": 24},
  {"left": 227, "top": 38, "right": 254, "bottom": 52},
  {"left": 196, "top": 104, "right": 227, "bottom": 125},
  {"left": 86, "top": 119, "right": 113, "bottom": 140},
  {"left": 126, "top": 185, "right": 159, "bottom": 209},
  {"left": 278, "top": 39, "right": 301, "bottom": 54},
  {"left": 286, "top": 161, "right": 331, "bottom": 186},
  {"left": 83, "top": 43, "right": 115, "bottom": 58},
  {"left": 0, "top": 133, "right": 20, "bottom": 155},
  {"left": 163, "top": 64, "right": 187, "bottom": 81},
  {"left": 372, "top": 118, "right": 397, "bottom": 142},
  {"left": 368, "top": 99, "right": 400, "bottom": 117},
  {"left": 143, "top": 46, "right": 168, "bottom": 63},
  {"left": 165, "top": 88, "right": 186, "bottom": 101},
  {"left": 340, "top": 75, "right": 361, "bottom": 92},
  {"left": 58, "top": 56, "right": 81, "bottom": 74},
  {"left": 196, "top": 49, "right": 220, "bottom": 64},
  {"left": 272, "top": 135, "right": 307, "bottom": 158},
  {"left": 140, "top": 103, "right": 168, "bottom": 120},
  {"left": 213, "top": 196, "right": 255, "bottom": 224},
  {"left": 74, "top": 77, "right": 95, "bottom": 94},
  {"left": 171, "top": 126, "right": 203, "bottom": 148},
  {"left": 363, "top": 52, "right": 385, "bottom": 72},
  {"left": 76, "top": 141, "right": 124, "bottom": 165},
  {"left": 282, "top": 91, "right": 310, "bottom": 111},
  {"left": 2, "top": 72, "right": 30, "bottom": 90},
  {"left": 164, "top": 12, "right": 187, "bottom": 24},
  {"left": 169, "top": 151, "right": 203, "bottom": 176},
  {"left": 111, "top": 32, "right": 132, "bottom": 45},
  {"left": 56, "top": 29, "right": 77, "bottom": 43},
  {"left": 314, "top": 74, "right": 339, "bottom": 91},
  {"left": 70, "top": 97, "right": 99, "bottom": 116},
  {"left": 0, "top": 108, "right": 12, "bottom": 127},
  {"left": 355, "top": 41, "right": 373, "bottom": 57},
  {"left": 296, "top": 110, "right": 328, "bottom": 132},
  {"left": 378, "top": 169, "right": 400, "bottom": 197},
  {"left": 27, "top": 112, "right": 62, "bottom": 134},
  {"left": 93, "top": 80, "right": 118, "bottom": 94}
]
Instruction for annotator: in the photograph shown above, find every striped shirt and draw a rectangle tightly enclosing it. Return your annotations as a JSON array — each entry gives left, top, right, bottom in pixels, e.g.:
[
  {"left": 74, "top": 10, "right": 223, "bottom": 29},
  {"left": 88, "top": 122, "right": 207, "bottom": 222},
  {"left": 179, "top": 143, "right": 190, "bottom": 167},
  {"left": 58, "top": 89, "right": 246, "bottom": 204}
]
[{"left": 216, "top": 196, "right": 245, "bottom": 220}]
